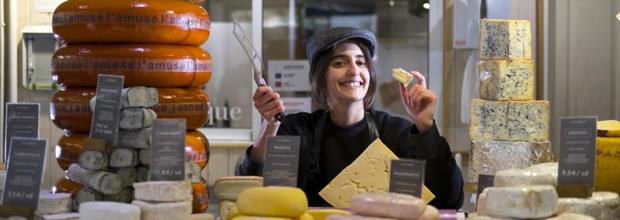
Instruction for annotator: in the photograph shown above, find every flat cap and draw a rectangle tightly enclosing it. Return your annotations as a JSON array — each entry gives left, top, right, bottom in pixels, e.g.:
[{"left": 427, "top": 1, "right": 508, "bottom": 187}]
[{"left": 306, "top": 27, "right": 376, "bottom": 66}]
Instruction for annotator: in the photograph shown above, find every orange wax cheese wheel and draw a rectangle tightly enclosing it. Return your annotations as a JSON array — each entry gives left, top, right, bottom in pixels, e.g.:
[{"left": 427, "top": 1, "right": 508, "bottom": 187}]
[
  {"left": 52, "top": 0, "right": 211, "bottom": 45},
  {"left": 56, "top": 133, "right": 87, "bottom": 170},
  {"left": 186, "top": 130, "right": 210, "bottom": 168},
  {"left": 52, "top": 44, "right": 212, "bottom": 88},
  {"left": 51, "top": 88, "right": 210, "bottom": 132},
  {"left": 53, "top": 176, "right": 84, "bottom": 198},
  {"left": 191, "top": 181, "right": 209, "bottom": 213}
]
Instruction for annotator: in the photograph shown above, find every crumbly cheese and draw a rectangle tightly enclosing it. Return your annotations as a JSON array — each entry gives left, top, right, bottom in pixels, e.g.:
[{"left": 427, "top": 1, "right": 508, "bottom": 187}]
[
  {"left": 595, "top": 137, "right": 620, "bottom": 196},
  {"left": 131, "top": 200, "right": 192, "bottom": 220},
  {"left": 478, "top": 59, "right": 534, "bottom": 101},
  {"left": 468, "top": 141, "right": 553, "bottom": 183},
  {"left": 133, "top": 181, "right": 192, "bottom": 202},
  {"left": 36, "top": 192, "right": 72, "bottom": 215},
  {"left": 477, "top": 185, "right": 558, "bottom": 219},
  {"left": 469, "top": 99, "right": 550, "bottom": 142},
  {"left": 213, "top": 176, "right": 263, "bottom": 201},
  {"left": 480, "top": 19, "right": 531, "bottom": 60},
  {"left": 79, "top": 201, "right": 140, "bottom": 220},
  {"left": 236, "top": 186, "right": 307, "bottom": 217},
  {"left": 119, "top": 108, "right": 157, "bottom": 130},
  {"left": 392, "top": 68, "right": 413, "bottom": 86},
  {"left": 319, "top": 139, "right": 434, "bottom": 208},
  {"left": 121, "top": 86, "right": 159, "bottom": 108}
]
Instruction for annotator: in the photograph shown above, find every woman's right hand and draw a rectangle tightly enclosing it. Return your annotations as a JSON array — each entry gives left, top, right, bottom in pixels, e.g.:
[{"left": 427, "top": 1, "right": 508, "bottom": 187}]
[{"left": 253, "top": 86, "right": 285, "bottom": 124}]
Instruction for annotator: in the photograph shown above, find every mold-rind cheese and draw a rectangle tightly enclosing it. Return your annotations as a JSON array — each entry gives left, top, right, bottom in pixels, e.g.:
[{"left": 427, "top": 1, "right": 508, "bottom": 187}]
[
  {"left": 480, "top": 19, "right": 531, "bottom": 60},
  {"left": 78, "top": 201, "right": 140, "bottom": 220},
  {"left": 469, "top": 99, "right": 550, "bottom": 142},
  {"left": 479, "top": 59, "right": 534, "bottom": 101},
  {"left": 131, "top": 200, "right": 192, "bottom": 220},
  {"left": 36, "top": 192, "right": 72, "bottom": 215},
  {"left": 36, "top": 212, "right": 80, "bottom": 220},
  {"left": 477, "top": 185, "right": 558, "bottom": 219},
  {"left": 121, "top": 87, "right": 159, "bottom": 108},
  {"left": 133, "top": 181, "right": 192, "bottom": 202}
]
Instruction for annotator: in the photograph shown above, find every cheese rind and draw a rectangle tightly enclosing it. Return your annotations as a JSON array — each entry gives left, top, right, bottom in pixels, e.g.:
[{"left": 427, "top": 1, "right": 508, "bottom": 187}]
[
  {"left": 109, "top": 148, "right": 139, "bottom": 168},
  {"left": 136, "top": 166, "right": 150, "bottom": 182},
  {"left": 131, "top": 200, "right": 192, "bottom": 220},
  {"left": 236, "top": 186, "right": 308, "bottom": 217},
  {"left": 114, "top": 167, "right": 137, "bottom": 188},
  {"left": 79, "top": 201, "right": 140, "bottom": 220},
  {"left": 185, "top": 161, "right": 202, "bottom": 183},
  {"left": 87, "top": 172, "right": 123, "bottom": 195},
  {"left": 103, "top": 187, "right": 133, "bottom": 203},
  {"left": 133, "top": 181, "right": 192, "bottom": 202},
  {"left": 480, "top": 19, "right": 531, "bottom": 60},
  {"left": 139, "top": 149, "right": 150, "bottom": 165},
  {"left": 232, "top": 215, "right": 292, "bottom": 220},
  {"left": 546, "top": 213, "right": 595, "bottom": 220},
  {"left": 78, "top": 150, "right": 108, "bottom": 171},
  {"left": 36, "top": 192, "right": 72, "bottom": 215},
  {"left": 213, "top": 176, "right": 263, "bottom": 201},
  {"left": 219, "top": 200, "right": 239, "bottom": 220},
  {"left": 417, "top": 205, "right": 439, "bottom": 220},
  {"left": 479, "top": 59, "right": 534, "bottom": 101},
  {"left": 36, "top": 212, "right": 80, "bottom": 220},
  {"left": 493, "top": 166, "right": 557, "bottom": 187},
  {"left": 66, "top": 163, "right": 93, "bottom": 185},
  {"left": 73, "top": 187, "right": 104, "bottom": 211},
  {"left": 190, "top": 213, "right": 215, "bottom": 220},
  {"left": 469, "top": 99, "right": 550, "bottom": 142},
  {"left": 468, "top": 141, "right": 553, "bottom": 183},
  {"left": 350, "top": 192, "right": 425, "bottom": 220},
  {"left": 597, "top": 120, "right": 620, "bottom": 137},
  {"left": 122, "top": 87, "right": 159, "bottom": 108},
  {"left": 558, "top": 198, "right": 600, "bottom": 219},
  {"left": 119, "top": 108, "right": 157, "bottom": 130},
  {"left": 477, "top": 185, "right": 558, "bottom": 218}
]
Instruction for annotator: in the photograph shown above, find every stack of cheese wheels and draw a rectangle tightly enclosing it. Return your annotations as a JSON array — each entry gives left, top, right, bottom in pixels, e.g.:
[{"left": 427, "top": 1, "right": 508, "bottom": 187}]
[
  {"left": 51, "top": 0, "right": 212, "bottom": 215},
  {"left": 468, "top": 19, "right": 553, "bottom": 184},
  {"left": 132, "top": 181, "right": 193, "bottom": 220},
  {"left": 327, "top": 192, "right": 439, "bottom": 220}
]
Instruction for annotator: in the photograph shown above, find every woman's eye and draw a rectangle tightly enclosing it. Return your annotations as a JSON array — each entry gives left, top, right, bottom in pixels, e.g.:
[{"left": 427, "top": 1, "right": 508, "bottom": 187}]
[
  {"left": 356, "top": 60, "right": 367, "bottom": 66},
  {"left": 332, "top": 61, "right": 345, "bottom": 67}
]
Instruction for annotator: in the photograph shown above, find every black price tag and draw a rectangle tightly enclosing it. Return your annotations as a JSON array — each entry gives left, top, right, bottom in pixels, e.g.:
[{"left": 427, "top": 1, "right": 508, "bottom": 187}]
[
  {"left": 389, "top": 159, "right": 425, "bottom": 198},
  {"left": 2, "top": 138, "right": 47, "bottom": 209},
  {"left": 557, "top": 116, "right": 597, "bottom": 198},
  {"left": 150, "top": 119, "right": 186, "bottom": 181},
  {"left": 263, "top": 136, "right": 301, "bottom": 187},
  {"left": 4, "top": 103, "right": 39, "bottom": 162},
  {"left": 90, "top": 74, "right": 124, "bottom": 146}
]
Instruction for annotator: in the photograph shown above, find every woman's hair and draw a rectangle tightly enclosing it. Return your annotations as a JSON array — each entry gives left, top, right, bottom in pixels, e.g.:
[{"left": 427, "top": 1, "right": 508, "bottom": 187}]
[{"left": 309, "top": 39, "right": 376, "bottom": 110}]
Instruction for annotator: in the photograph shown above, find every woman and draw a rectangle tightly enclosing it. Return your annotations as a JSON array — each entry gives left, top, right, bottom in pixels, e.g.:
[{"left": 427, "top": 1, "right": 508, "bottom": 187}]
[{"left": 238, "top": 27, "right": 463, "bottom": 209}]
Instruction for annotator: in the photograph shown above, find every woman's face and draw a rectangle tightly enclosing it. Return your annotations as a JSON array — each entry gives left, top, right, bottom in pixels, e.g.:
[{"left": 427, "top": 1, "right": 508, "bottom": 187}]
[{"left": 326, "top": 42, "right": 370, "bottom": 107}]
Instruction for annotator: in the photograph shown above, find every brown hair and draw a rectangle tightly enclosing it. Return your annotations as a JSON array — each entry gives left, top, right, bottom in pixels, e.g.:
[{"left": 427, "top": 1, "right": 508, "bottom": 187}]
[{"left": 309, "top": 40, "right": 376, "bottom": 110}]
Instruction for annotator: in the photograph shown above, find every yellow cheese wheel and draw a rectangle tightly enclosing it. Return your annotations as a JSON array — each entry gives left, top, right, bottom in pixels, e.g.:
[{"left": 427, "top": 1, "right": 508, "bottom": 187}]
[
  {"left": 232, "top": 216, "right": 291, "bottom": 220},
  {"left": 52, "top": 0, "right": 210, "bottom": 45},
  {"left": 51, "top": 88, "right": 210, "bottom": 132},
  {"left": 595, "top": 136, "right": 620, "bottom": 195},
  {"left": 598, "top": 120, "right": 620, "bottom": 137},
  {"left": 52, "top": 44, "right": 212, "bottom": 88},
  {"left": 236, "top": 187, "right": 308, "bottom": 218}
]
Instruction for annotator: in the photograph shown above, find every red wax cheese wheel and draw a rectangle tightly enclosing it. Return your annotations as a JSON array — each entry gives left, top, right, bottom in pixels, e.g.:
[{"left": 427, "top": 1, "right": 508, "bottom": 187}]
[
  {"left": 186, "top": 130, "right": 210, "bottom": 169},
  {"left": 52, "top": 0, "right": 210, "bottom": 45},
  {"left": 52, "top": 44, "right": 212, "bottom": 88},
  {"left": 51, "top": 88, "right": 210, "bottom": 132},
  {"left": 191, "top": 181, "right": 209, "bottom": 213}
]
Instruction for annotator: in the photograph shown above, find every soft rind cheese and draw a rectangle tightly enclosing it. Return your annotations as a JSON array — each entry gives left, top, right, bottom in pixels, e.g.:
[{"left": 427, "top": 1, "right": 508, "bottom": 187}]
[
  {"left": 73, "top": 187, "right": 104, "bottom": 211},
  {"left": 36, "top": 212, "right": 80, "bottom": 220},
  {"left": 119, "top": 108, "right": 157, "bottom": 130},
  {"left": 121, "top": 87, "right": 159, "bottom": 108},
  {"left": 469, "top": 99, "right": 550, "bottom": 142},
  {"left": 66, "top": 163, "right": 93, "bottom": 185},
  {"left": 87, "top": 172, "right": 123, "bottom": 195},
  {"left": 78, "top": 150, "right": 108, "bottom": 171},
  {"left": 480, "top": 19, "right": 531, "bottom": 60},
  {"left": 79, "top": 201, "right": 140, "bottom": 220},
  {"left": 319, "top": 139, "right": 434, "bottom": 208},
  {"left": 109, "top": 148, "right": 139, "bottom": 168},
  {"left": 468, "top": 141, "right": 553, "bottom": 183},
  {"left": 236, "top": 186, "right": 307, "bottom": 218},
  {"left": 478, "top": 59, "right": 534, "bottom": 101},
  {"left": 493, "top": 165, "right": 557, "bottom": 187},
  {"left": 103, "top": 187, "right": 133, "bottom": 203},
  {"left": 350, "top": 192, "right": 425, "bottom": 220},
  {"left": 213, "top": 176, "right": 263, "bottom": 201},
  {"left": 133, "top": 181, "right": 192, "bottom": 202},
  {"left": 558, "top": 198, "right": 600, "bottom": 219},
  {"left": 36, "top": 192, "right": 72, "bottom": 215},
  {"left": 477, "top": 185, "right": 558, "bottom": 219},
  {"left": 114, "top": 167, "right": 137, "bottom": 188},
  {"left": 131, "top": 200, "right": 192, "bottom": 220}
]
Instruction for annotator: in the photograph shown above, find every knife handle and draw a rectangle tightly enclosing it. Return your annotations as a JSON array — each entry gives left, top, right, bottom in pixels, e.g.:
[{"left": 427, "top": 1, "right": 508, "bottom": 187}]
[{"left": 274, "top": 112, "right": 285, "bottom": 122}]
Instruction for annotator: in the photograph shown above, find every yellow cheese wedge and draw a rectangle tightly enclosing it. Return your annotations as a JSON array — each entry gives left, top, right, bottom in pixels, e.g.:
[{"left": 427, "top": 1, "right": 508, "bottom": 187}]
[
  {"left": 392, "top": 68, "right": 413, "bottom": 87},
  {"left": 319, "top": 139, "right": 435, "bottom": 208},
  {"left": 232, "top": 215, "right": 292, "bottom": 220},
  {"left": 236, "top": 186, "right": 308, "bottom": 217},
  {"left": 306, "top": 209, "right": 351, "bottom": 220},
  {"left": 595, "top": 137, "right": 620, "bottom": 195},
  {"left": 598, "top": 120, "right": 620, "bottom": 137}
]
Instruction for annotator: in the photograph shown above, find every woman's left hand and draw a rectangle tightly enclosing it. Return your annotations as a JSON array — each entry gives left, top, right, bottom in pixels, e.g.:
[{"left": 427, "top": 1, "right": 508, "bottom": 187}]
[{"left": 399, "top": 70, "right": 437, "bottom": 133}]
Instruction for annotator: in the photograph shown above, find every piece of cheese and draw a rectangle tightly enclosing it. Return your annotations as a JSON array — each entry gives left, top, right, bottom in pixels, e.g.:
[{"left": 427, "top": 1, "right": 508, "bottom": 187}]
[
  {"left": 477, "top": 185, "right": 558, "bottom": 219},
  {"left": 232, "top": 215, "right": 292, "bottom": 220},
  {"left": 109, "top": 148, "right": 139, "bottom": 168},
  {"left": 36, "top": 212, "right": 80, "bottom": 220},
  {"left": 190, "top": 213, "right": 215, "bottom": 220},
  {"left": 319, "top": 139, "right": 435, "bottom": 208},
  {"left": 417, "top": 205, "right": 439, "bottom": 220},
  {"left": 133, "top": 181, "right": 192, "bottom": 202},
  {"left": 78, "top": 150, "right": 108, "bottom": 171},
  {"left": 350, "top": 192, "right": 425, "bottom": 220},
  {"left": 117, "top": 128, "right": 152, "bottom": 149},
  {"left": 36, "top": 192, "right": 72, "bottom": 215},
  {"left": 139, "top": 149, "right": 150, "bottom": 165},
  {"left": 392, "top": 68, "right": 413, "bottom": 87},
  {"left": 546, "top": 213, "right": 595, "bottom": 220},
  {"left": 66, "top": 163, "right": 93, "bottom": 185},
  {"left": 213, "top": 176, "right": 263, "bottom": 201},
  {"left": 306, "top": 209, "right": 351, "bottom": 220},
  {"left": 468, "top": 141, "right": 553, "bottom": 183},
  {"left": 595, "top": 137, "right": 620, "bottom": 196},
  {"left": 131, "top": 200, "right": 192, "bottom": 220},
  {"left": 220, "top": 200, "right": 239, "bottom": 220},
  {"left": 121, "top": 87, "right": 159, "bottom": 108},
  {"left": 87, "top": 171, "right": 123, "bottom": 195},
  {"left": 103, "top": 187, "right": 133, "bottom": 203},
  {"left": 591, "top": 192, "right": 620, "bottom": 220},
  {"left": 115, "top": 167, "right": 137, "bottom": 188},
  {"left": 73, "top": 187, "right": 104, "bottom": 211},
  {"left": 597, "top": 120, "right": 620, "bottom": 137},
  {"left": 558, "top": 198, "right": 600, "bottom": 219},
  {"left": 79, "top": 201, "right": 140, "bottom": 220},
  {"left": 119, "top": 108, "right": 157, "bottom": 130},
  {"left": 493, "top": 166, "right": 557, "bottom": 187},
  {"left": 478, "top": 59, "right": 534, "bottom": 101},
  {"left": 469, "top": 99, "right": 550, "bottom": 142},
  {"left": 480, "top": 19, "right": 531, "bottom": 60},
  {"left": 327, "top": 214, "right": 395, "bottom": 220},
  {"left": 236, "top": 186, "right": 307, "bottom": 217},
  {"left": 136, "top": 166, "right": 150, "bottom": 183}
]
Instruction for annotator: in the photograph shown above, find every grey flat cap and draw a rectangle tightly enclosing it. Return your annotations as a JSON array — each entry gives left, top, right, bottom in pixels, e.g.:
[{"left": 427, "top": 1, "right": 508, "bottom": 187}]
[{"left": 306, "top": 27, "right": 376, "bottom": 66}]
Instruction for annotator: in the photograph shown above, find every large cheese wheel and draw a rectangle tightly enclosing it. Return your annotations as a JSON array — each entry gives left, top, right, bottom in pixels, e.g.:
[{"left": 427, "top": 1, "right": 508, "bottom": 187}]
[
  {"left": 52, "top": 0, "right": 210, "bottom": 45},
  {"left": 187, "top": 130, "right": 210, "bottom": 168},
  {"left": 51, "top": 88, "right": 209, "bottom": 132},
  {"left": 52, "top": 44, "right": 212, "bottom": 88}
]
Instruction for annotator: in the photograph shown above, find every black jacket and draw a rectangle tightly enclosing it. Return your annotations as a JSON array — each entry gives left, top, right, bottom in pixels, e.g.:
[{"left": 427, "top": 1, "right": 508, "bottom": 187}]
[{"left": 238, "top": 109, "right": 464, "bottom": 209}]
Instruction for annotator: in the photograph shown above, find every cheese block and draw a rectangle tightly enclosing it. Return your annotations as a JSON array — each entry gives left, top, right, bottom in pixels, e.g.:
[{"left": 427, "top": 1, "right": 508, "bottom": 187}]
[
  {"left": 66, "top": 163, "right": 93, "bottom": 185},
  {"left": 136, "top": 166, "right": 150, "bottom": 182},
  {"left": 236, "top": 186, "right": 308, "bottom": 217},
  {"left": 121, "top": 87, "right": 158, "bottom": 108},
  {"left": 119, "top": 108, "right": 157, "bottom": 130},
  {"left": 350, "top": 192, "right": 425, "bottom": 220},
  {"left": 306, "top": 209, "right": 350, "bottom": 220},
  {"left": 79, "top": 201, "right": 140, "bottom": 220},
  {"left": 78, "top": 150, "right": 108, "bottom": 171},
  {"left": 319, "top": 139, "right": 435, "bottom": 208},
  {"left": 118, "top": 128, "right": 152, "bottom": 149},
  {"left": 469, "top": 99, "right": 550, "bottom": 142},
  {"left": 52, "top": 0, "right": 210, "bottom": 45},
  {"left": 139, "top": 149, "right": 150, "bottom": 165},
  {"left": 114, "top": 167, "right": 137, "bottom": 188},
  {"left": 232, "top": 215, "right": 292, "bottom": 220},
  {"left": 186, "top": 162, "right": 202, "bottom": 183},
  {"left": 478, "top": 59, "right": 534, "bottom": 101},
  {"left": 468, "top": 141, "right": 553, "bottom": 183},
  {"left": 51, "top": 88, "right": 210, "bottom": 132},
  {"left": 595, "top": 137, "right": 620, "bottom": 195},
  {"left": 327, "top": 214, "right": 395, "bottom": 220},
  {"left": 133, "top": 181, "right": 192, "bottom": 202},
  {"left": 103, "top": 187, "right": 133, "bottom": 203},
  {"left": 598, "top": 120, "right": 620, "bottom": 137},
  {"left": 36, "top": 192, "right": 72, "bottom": 215},
  {"left": 186, "top": 130, "right": 210, "bottom": 168},
  {"left": 87, "top": 172, "right": 123, "bottom": 195},
  {"left": 190, "top": 213, "right": 215, "bottom": 220},
  {"left": 73, "top": 187, "right": 104, "bottom": 211},
  {"left": 36, "top": 212, "right": 80, "bottom": 220},
  {"left": 191, "top": 181, "right": 209, "bottom": 213},
  {"left": 392, "top": 68, "right": 413, "bottom": 86},
  {"left": 131, "top": 200, "right": 192, "bottom": 220},
  {"left": 56, "top": 133, "right": 86, "bottom": 170},
  {"left": 477, "top": 185, "right": 558, "bottom": 218},
  {"left": 213, "top": 176, "right": 263, "bottom": 201},
  {"left": 493, "top": 166, "right": 557, "bottom": 187},
  {"left": 53, "top": 177, "right": 84, "bottom": 197},
  {"left": 417, "top": 205, "right": 439, "bottom": 220},
  {"left": 546, "top": 213, "right": 595, "bottom": 220},
  {"left": 480, "top": 19, "right": 531, "bottom": 60},
  {"left": 109, "top": 148, "right": 139, "bottom": 168},
  {"left": 220, "top": 200, "right": 239, "bottom": 220}
]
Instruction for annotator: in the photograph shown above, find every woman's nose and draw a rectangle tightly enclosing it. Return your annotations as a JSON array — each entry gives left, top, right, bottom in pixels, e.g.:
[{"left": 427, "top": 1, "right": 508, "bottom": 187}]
[{"left": 347, "top": 61, "right": 361, "bottom": 75}]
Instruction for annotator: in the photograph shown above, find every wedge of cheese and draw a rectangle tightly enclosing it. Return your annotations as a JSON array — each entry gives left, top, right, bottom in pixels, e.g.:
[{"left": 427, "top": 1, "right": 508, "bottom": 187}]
[
  {"left": 392, "top": 68, "right": 413, "bottom": 87},
  {"left": 469, "top": 99, "right": 550, "bottom": 142},
  {"left": 478, "top": 59, "right": 534, "bottom": 101},
  {"left": 319, "top": 139, "right": 434, "bottom": 208},
  {"left": 480, "top": 19, "right": 531, "bottom": 60}
]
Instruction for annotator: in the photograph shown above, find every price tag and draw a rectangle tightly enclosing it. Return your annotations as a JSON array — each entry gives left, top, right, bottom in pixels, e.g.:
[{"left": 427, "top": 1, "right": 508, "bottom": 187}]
[
  {"left": 150, "top": 119, "right": 186, "bottom": 181},
  {"left": 557, "top": 116, "right": 597, "bottom": 198},
  {"left": 3, "top": 103, "right": 39, "bottom": 162},
  {"left": 263, "top": 136, "right": 301, "bottom": 187},
  {"left": 389, "top": 159, "right": 425, "bottom": 197},
  {"left": 90, "top": 74, "right": 124, "bottom": 146},
  {"left": 2, "top": 138, "right": 47, "bottom": 209}
]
